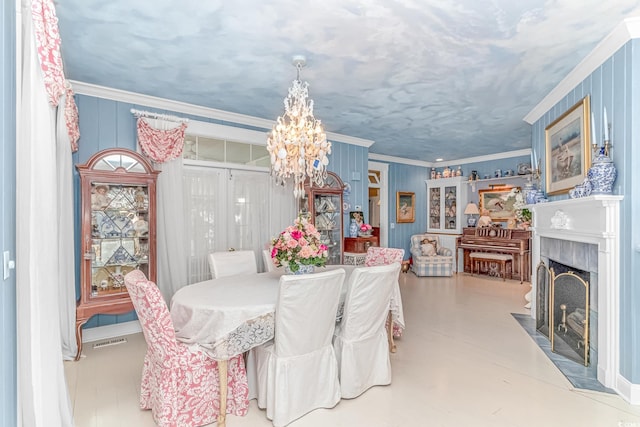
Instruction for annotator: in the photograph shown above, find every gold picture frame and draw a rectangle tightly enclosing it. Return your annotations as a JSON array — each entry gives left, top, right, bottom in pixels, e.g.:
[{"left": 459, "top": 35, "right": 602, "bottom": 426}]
[
  {"left": 478, "top": 186, "right": 519, "bottom": 223},
  {"left": 396, "top": 192, "right": 415, "bottom": 223},
  {"left": 545, "top": 95, "right": 592, "bottom": 195}
]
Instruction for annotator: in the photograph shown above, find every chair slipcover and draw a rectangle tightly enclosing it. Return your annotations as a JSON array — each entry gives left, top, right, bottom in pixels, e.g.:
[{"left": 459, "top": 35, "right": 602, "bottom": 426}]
[
  {"left": 246, "top": 269, "right": 345, "bottom": 427},
  {"left": 262, "top": 249, "right": 277, "bottom": 272},
  {"left": 124, "top": 270, "right": 249, "bottom": 427},
  {"left": 208, "top": 250, "right": 258, "bottom": 279},
  {"left": 364, "top": 246, "right": 405, "bottom": 267},
  {"left": 409, "top": 233, "right": 454, "bottom": 277},
  {"left": 364, "top": 247, "right": 405, "bottom": 338},
  {"left": 334, "top": 262, "right": 401, "bottom": 398}
]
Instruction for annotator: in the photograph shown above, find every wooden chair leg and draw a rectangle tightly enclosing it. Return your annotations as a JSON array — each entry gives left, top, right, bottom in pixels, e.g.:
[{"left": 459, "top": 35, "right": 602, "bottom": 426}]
[{"left": 387, "top": 310, "right": 396, "bottom": 353}]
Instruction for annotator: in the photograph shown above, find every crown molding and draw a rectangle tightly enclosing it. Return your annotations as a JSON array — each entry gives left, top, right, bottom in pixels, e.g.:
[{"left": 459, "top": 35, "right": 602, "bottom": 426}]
[
  {"left": 369, "top": 148, "right": 531, "bottom": 167},
  {"left": 69, "top": 80, "right": 375, "bottom": 147},
  {"left": 524, "top": 17, "right": 640, "bottom": 124}
]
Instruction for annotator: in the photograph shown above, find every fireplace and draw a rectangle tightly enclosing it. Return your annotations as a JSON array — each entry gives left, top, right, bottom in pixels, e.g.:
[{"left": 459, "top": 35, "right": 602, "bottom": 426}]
[{"left": 530, "top": 195, "right": 622, "bottom": 391}]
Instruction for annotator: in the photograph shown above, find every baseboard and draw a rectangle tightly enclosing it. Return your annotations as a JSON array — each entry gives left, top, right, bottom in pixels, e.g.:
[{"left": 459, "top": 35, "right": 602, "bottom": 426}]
[
  {"left": 616, "top": 373, "right": 640, "bottom": 405},
  {"left": 82, "top": 320, "right": 142, "bottom": 343}
]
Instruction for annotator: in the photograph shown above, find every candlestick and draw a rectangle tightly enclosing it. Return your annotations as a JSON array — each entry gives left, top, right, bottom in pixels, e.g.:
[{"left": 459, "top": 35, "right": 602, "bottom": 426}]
[{"left": 604, "top": 107, "right": 609, "bottom": 141}]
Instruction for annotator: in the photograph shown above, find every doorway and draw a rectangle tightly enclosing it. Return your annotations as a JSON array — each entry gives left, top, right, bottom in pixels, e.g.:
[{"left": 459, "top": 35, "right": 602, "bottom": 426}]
[{"left": 368, "top": 161, "right": 388, "bottom": 247}]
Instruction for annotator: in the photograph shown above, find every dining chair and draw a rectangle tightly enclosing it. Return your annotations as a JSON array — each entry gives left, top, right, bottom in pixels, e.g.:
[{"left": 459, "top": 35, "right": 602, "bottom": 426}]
[
  {"left": 208, "top": 249, "right": 258, "bottom": 279},
  {"left": 364, "top": 246, "right": 405, "bottom": 352},
  {"left": 124, "top": 270, "right": 250, "bottom": 427},
  {"left": 246, "top": 269, "right": 345, "bottom": 427},
  {"left": 333, "top": 262, "right": 401, "bottom": 398},
  {"left": 262, "top": 249, "right": 277, "bottom": 272}
]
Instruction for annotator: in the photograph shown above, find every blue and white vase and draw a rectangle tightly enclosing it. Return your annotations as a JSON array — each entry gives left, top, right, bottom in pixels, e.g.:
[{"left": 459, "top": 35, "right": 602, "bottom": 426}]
[
  {"left": 349, "top": 219, "right": 358, "bottom": 237},
  {"left": 284, "top": 264, "right": 315, "bottom": 275},
  {"left": 587, "top": 151, "right": 617, "bottom": 194},
  {"left": 524, "top": 183, "right": 538, "bottom": 205}
]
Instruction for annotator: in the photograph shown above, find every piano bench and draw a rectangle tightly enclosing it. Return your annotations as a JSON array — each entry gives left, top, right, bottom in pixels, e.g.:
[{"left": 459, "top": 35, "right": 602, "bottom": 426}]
[{"left": 469, "top": 252, "right": 513, "bottom": 281}]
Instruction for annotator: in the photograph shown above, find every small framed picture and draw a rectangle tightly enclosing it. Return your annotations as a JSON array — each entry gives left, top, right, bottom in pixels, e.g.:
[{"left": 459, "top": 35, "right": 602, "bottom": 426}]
[
  {"left": 396, "top": 192, "right": 415, "bottom": 223},
  {"left": 349, "top": 211, "right": 364, "bottom": 227}
]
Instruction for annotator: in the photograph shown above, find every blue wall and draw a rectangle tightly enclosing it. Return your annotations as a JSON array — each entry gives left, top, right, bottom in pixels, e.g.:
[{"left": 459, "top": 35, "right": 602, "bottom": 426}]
[
  {"left": 530, "top": 40, "right": 640, "bottom": 383},
  {"left": 1, "top": 0, "right": 17, "bottom": 425}
]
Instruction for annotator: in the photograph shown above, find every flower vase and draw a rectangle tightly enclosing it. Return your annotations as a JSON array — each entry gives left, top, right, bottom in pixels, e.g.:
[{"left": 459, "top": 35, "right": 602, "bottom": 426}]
[
  {"left": 524, "top": 183, "right": 537, "bottom": 205},
  {"left": 349, "top": 219, "right": 358, "bottom": 237},
  {"left": 587, "top": 151, "right": 617, "bottom": 194},
  {"left": 284, "top": 264, "right": 315, "bottom": 275}
]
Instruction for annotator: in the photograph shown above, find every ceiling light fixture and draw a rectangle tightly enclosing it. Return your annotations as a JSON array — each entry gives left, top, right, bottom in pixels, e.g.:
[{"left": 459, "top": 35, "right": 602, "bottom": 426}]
[{"left": 267, "top": 55, "right": 331, "bottom": 198}]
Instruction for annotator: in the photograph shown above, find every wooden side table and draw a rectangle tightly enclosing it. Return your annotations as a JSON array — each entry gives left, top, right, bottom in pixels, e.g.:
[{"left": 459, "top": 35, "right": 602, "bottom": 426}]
[{"left": 344, "top": 236, "right": 379, "bottom": 253}]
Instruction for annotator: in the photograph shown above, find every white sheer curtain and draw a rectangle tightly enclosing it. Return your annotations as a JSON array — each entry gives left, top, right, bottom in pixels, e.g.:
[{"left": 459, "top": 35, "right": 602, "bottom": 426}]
[
  {"left": 183, "top": 167, "right": 225, "bottom": 284},
  {"left": 181, "top": 167, "right": 296, "bottom": 283},
  {"left": 16, "top": 1, "right": 73, "bottom": 425},
  {"left": 154, "top": 158, "right": 189, "bottom": 303},
  {"left": 56, "top": 92, "right": 78, "bottom": 361}
]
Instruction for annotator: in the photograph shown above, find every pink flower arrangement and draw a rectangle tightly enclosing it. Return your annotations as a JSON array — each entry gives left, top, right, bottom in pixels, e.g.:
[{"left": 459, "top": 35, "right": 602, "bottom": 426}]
[
  {"left": 270, "top": 215, "right": 329, "bottom": 273},
  {"left": 360, "top": 223, "right": 373, "bottom": 232}
]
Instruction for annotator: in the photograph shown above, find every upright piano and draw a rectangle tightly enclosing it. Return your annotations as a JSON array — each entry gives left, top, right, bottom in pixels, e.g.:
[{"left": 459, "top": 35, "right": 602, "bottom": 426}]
[{"left": 456, "top": 227, "right": 531, "bottom": 282}]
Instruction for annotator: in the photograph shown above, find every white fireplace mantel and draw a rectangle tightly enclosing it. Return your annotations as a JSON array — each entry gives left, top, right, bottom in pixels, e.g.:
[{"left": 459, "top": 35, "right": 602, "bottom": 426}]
[{"left": 530, "top": 195, "right": 623, "bottom": 393}]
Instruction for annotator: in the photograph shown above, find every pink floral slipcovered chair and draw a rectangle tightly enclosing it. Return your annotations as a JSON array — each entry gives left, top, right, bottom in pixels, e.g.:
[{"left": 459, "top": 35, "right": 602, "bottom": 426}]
[
  {"left": 364, "top": 247, "right": 405, "bottom": 345},
  {"left": 124, "top": 270, "right": 249, "bottom": 427}
]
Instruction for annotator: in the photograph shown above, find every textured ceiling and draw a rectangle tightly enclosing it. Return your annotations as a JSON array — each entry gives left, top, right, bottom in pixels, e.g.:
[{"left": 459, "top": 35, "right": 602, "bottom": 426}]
[{"left": 55, "top": 0, "right": 640, "bottom": 162}]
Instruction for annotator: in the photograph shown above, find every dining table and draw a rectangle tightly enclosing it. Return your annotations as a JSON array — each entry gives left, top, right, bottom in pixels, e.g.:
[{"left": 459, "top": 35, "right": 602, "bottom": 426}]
[{"left": 169, "top": 264, "right": 405, "bottom": 427}]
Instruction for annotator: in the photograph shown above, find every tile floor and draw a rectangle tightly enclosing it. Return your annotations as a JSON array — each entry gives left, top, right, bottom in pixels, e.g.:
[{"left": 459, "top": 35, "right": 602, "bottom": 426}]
[{"left": 64, "top": 272, "right": 640, "bottom": 427}]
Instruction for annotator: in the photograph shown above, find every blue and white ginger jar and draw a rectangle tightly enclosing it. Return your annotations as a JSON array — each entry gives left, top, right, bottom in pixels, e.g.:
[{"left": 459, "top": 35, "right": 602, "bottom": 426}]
[{"left": 587, "top": 151, "right": 617, "bottom": 194}]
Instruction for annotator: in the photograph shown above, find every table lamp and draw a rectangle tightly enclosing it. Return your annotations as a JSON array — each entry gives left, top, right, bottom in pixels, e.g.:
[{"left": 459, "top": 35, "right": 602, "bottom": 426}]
[{"left": 464, "top": 202, "right": 480, "bottom": 227}]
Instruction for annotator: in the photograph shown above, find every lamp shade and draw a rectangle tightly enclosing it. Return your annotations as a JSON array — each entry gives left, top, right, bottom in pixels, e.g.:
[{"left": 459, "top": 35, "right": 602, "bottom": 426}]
[{"left": 464, "top": 202, "right": 480, "bottom": 215}]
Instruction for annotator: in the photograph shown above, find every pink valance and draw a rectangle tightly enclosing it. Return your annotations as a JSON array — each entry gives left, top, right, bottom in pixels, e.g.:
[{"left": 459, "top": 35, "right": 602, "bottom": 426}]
[
  {"left": 137, "top": 118, "right": 187, "bottom": 163},
  {"left": 32, "top": 0, "right": 80, "bottom": 152}
]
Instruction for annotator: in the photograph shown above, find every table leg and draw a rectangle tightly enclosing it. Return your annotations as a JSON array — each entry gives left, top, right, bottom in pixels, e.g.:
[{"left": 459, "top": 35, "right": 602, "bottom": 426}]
[
  {"left": 217, "top": 359, "right": 228, "bottom": 427},
  {"left": 387, "top": 311, "right": 396, "bottom": 353}
]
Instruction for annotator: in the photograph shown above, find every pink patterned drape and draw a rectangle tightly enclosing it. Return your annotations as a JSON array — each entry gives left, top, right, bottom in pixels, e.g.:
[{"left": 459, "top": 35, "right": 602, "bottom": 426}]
[
  {"left": 31, "top": 0, "right": 80, "bottom": 152},
  {"left": 137, "top": 118, "right": 187, "bottom": 163}
]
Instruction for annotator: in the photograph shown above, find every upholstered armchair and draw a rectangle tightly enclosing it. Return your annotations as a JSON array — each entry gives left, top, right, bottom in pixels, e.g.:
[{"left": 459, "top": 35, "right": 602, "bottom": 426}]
[{"left": 410, "top": 233, "right": 454, "bottom": 277}]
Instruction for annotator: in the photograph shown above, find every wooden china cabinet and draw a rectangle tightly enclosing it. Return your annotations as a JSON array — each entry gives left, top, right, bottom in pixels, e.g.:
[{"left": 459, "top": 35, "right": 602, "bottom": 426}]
[
  {"left": 299, "top": 171, "right": 345, "bottom": 265},
  {"left": 75, "top": 148, "right": 160, "bottom": 360}
]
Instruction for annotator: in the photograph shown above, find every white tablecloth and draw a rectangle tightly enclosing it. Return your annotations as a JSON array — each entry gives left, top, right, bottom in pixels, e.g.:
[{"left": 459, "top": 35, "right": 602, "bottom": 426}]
[{"left": 170, "top": 265, "right": 405, "bottom": 360}]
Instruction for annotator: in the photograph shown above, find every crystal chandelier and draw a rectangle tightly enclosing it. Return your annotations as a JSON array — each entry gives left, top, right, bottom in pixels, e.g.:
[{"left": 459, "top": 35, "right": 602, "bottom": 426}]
[{"left": 267, "top": 55, "right": 331, "bottom": 198}]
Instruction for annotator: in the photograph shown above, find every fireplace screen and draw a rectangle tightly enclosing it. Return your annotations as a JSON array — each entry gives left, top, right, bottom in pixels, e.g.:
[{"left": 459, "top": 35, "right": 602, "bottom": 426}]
[
  {"left": 535, "top": 261, "right": 550, "bottom": 338},
  {"left": 550, "top": 270, "right": 590, "bottom": 366}
]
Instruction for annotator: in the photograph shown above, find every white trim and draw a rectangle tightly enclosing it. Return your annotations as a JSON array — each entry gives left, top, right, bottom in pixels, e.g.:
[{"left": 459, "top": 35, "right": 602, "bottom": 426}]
[
  {"left": 617, "top": 374, "right": 640, "bottom": 405},
  {"left": 370, "top": 148, "right": 531, "bottom": 167},
  {"left": 187, "top": 120, "right": 267, "bottom": 145},
  {"left": 524, "top": 17, "right": 640, "bottom": 124},
  {"left": 69, "top": 80, "right": 374, "bottom": 147},
  {"left": 81, "top": 320, "right": 142, "bottom": 343}
]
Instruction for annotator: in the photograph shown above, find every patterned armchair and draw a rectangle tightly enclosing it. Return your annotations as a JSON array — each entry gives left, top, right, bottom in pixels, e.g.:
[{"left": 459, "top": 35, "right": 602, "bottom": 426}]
[
  {"left": 124, "top": 270, "right": 249, "bottom": 427},
  {"left": 410, "top": 234, "right": 454, "bottom": 277}
]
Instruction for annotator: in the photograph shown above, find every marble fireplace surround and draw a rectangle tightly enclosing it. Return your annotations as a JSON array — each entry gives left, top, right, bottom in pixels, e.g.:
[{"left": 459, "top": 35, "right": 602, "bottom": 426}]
[{"left": 530, "top": 195, "right": 623, "bottom": 392}]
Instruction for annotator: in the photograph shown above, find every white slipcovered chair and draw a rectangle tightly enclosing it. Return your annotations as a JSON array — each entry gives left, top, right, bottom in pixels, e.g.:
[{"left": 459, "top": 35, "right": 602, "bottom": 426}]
[
  {"left": 246, "top": 269, "right": 345, "bottom": 427},
  {"left": 262, "top": 249, "right": 277, "bottom": 272},
  {"left": 410, "top": 233, "right": 454, "bottom": 277},
  {"left": 208, "top": 249, "right": 258, "bottom": 279},
  {"left": 333, "top": 262, "right": 401, "bottom": 398}
]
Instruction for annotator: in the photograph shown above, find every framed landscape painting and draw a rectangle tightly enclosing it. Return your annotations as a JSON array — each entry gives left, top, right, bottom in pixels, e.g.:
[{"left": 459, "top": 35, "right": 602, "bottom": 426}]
[
  {"left": 479, "top": 186, "right": 518, "bottom": 223},
  {"left": 545, "top": 96, "right": 592, "bottom": 195}
]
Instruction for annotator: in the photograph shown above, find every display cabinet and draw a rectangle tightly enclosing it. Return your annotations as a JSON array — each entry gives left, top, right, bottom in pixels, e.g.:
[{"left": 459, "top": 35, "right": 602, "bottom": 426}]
[
  {"left": 75, "top": 148, "right": 160, "bottom": 360},
  {"left": 299, "top": 171, "right": 344, "bottom": 265},
  {"left": 426, "top": 176, "right": 468, "bottom": 234}
]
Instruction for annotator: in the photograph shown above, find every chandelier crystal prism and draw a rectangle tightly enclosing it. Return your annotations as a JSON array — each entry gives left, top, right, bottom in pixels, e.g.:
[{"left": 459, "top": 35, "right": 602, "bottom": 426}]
[{"left": 267, "top": 55, "right": 331, "bottom": 198}]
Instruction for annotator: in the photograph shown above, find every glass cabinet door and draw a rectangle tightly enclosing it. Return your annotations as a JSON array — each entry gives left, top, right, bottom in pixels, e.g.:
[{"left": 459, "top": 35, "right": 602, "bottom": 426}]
[
  {"left": 89, "top": 183, "right": 150, "bottom": 298},
  {"left": 313, "top": 193, "right": 342, "bottom": 264},
  {"left": 429, "top": 187, "right": 441, "bottom": 229},
  {"left": 444, "top": 185, "right": 457, "bottom": 230}
]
